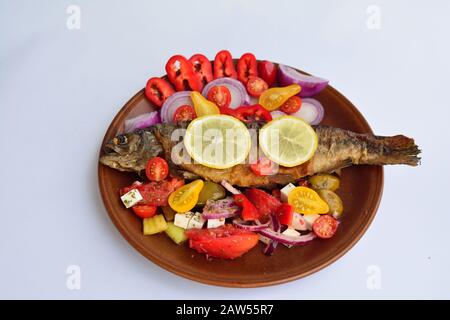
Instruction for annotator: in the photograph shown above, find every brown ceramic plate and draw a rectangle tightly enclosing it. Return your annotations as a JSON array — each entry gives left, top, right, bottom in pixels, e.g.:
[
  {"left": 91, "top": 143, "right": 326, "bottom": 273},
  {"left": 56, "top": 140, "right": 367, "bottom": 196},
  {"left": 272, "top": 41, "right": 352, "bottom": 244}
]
[{"left": 98, "top": 63, "right": 383, "bottom": 287}]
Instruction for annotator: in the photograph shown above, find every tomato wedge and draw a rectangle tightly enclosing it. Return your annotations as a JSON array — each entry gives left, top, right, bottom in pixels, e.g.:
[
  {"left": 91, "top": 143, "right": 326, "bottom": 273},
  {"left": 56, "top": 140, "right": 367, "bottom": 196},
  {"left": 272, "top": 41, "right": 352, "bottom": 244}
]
[
  {"left": 207, "top": 86, "right": 231, "bottom": 108},
  {"left": 173, "top": 105, "right": 196, "bottom": 123},
  {"left": 145, "top": 78, "right": 175, "bottom": 108},
  {"left": 280, "top": 96, "right": 302, "bottom": 114},
  {"left": 245, "top": 188, "right": 281, "bottom": 218},
  {"left": 165, "top": 55, "right": 202, "bottom": 91},
  {"left": 145, "top": 157, "right": 169, "bottom": 182},
  {"left": 186, "top": 225, "right": 259, "bottom": 259},
  {"left": 258, "top": 60, "right": 277, "bottom": 87},
  {"left": 213, "top": 50, "right": 237, "bottom": 79},
  {"left": 237, "top": 53, "right": 258, "bottom": 85},
  {"left": 233, "top": 194, "right": 259, "bottom": 221},
  {"left": 312, "top": 215, "right": 339, "bottom": 239},
  {"left": 246, "top": 76, "right": 268, "bottom": 97},
  {"left": 120, "top": 178, "right": 184, "bottom": 207},
  {"left": 250, "top": 157, "right": 276, "bottom": 176},
  {"left": 132, "top": 205, "right": 157, "bottom": 219},
  {"left": 233, "top": 104, "right": 272, "bottom": 123},
  {"left": 189, "top": 54, "right": 213, "bottom": 87},
  {"left": 276, "top": 203, "right": 294, "bottom": 226}
]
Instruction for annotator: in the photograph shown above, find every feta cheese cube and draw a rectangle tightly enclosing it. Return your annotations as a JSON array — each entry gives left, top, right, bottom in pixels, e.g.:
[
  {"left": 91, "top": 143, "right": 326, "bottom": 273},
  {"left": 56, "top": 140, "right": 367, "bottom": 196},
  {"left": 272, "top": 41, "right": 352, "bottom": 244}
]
[
  {"left": 280, "top": 183, "right": 296, "bottom": 202},
  {"left": 207, "top": 218, "right": 225, "bottom": 229},
  {"left": 174, "top": 212, "right": 205, "bottom": 229},
  {"left": 303, "top": 214, "right": 320, "bottom": 230},
  {"left": 120, "top": 189, "right": 143, "bottom": 208},
  {"left": 259, "top": 234, "right": 271, "bottom": 245},
  {"left": 282, "top": 227, "right": 301, "bottom": 248},
  {"left": 291, "top": 212, "right": 307, "bottom": 231}
]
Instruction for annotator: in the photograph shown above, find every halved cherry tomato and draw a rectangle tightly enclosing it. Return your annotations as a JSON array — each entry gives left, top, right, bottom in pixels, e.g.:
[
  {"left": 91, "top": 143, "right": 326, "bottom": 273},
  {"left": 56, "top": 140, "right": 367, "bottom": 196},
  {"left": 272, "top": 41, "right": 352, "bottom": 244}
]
[
  {"left": 173, "top": 105, "right": 196, "bottom": 123},
  {"left": 207, "top": 86, "right": 231, "bottom": 108},
  {"left": 233, "top": 194, "right": 259, "bottom": 221},
  {"left": 120, "top": 178, "right": 184, "bottom": 207},
  {"left": 280, "top": 96, "right": 302, "bottom": 114},
  {"left": 213, "top": 50, "right": 237, "bottom": 79},
  {"left": 276, "top": 203, "right": 294, "bottom": 226},
  {"left": 250, "top": 157, "right": 276, "bottom": 176},
  {"left": 258, "top": 60, "right": 277, "bottom": 87},
  {"left": 189, "top": 54, "right": 213, "bottom": 87},
  {"left": 186, "top": 225, "right": 259, "bottom": 259},
  {"left": 245, "top": 188, "right": 281, "bottom": 218},
  {"left": 145, "top": 157, "right": 169, "bottom": 182},
  {"left": 168, "top": 179, "right": 204, "bottom": 213},
  {"left": 246, "top": 76, "right": 268, "bottom": 97},
  {"left": 145, "top": 78, "right": 175, "bottom": 108},
  {"left": 237, "top": 53, "right": 258, "bottom": 85},
  {"left": 165, "top": 55, "right": 202, "bottom": 91},
  {"left": 132, "top": 205, "right": 157, "bottom": 219},
  {"left": 233, "top": 104, "right": 272, "bottom": 123},
  {"left": 312, "top": 215, "right": 338, "bottom": 239}
]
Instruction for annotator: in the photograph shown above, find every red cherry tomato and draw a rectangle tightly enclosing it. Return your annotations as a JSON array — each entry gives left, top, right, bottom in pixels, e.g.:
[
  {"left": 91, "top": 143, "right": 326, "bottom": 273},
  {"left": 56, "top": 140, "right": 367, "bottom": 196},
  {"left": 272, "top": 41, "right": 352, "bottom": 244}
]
[
  {"left": 207, "top": 86, "right": 231, "bottom": 108},
  {"left": 313, "top": 215, "right": 339, "bottom": 239},
  {"left": 250, "top": 157, "right": 276, "bottom": 176},
  {"left": 189, "top": 54, "right": 213, "bottom": 87},
  {"left": 233, "top": 104, "right": 272, "bottom": 123},
  {"left": 280, "top": 96, "right": 302, "bottom": 114},
  {"left": 145, "top": 78, "right": 175, "bottom": 108},
  {"left": 237, "top": 53, "right": 258, "bottom": 85},
  {"left": 186, "top": 225, "right": 259, "bottom": 259},
  {"left": 173, "top": 105, "right": 196, "bottom": 123},
  {"left": 132, "top": 205, "right": 157, "bottom": 218},
  {"left": 145, "top": 157, "right": 169, "bottom": 182},
  {"left": 246, "top": 76, "right": 268, "bottom": 97},
  {"left": 165, "top": 55, "right": 202, "bottom": 91},
  {"left": 213, "top": 50, "right": 237, "bottom": 79},
  {"left": 258, "top": 60, "right": 277, "bottom": 87}
]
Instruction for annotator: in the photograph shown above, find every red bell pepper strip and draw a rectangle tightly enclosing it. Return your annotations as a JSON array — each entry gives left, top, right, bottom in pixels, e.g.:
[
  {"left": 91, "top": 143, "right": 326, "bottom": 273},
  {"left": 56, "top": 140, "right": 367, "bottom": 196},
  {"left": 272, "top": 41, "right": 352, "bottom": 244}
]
[
  {"left": 213, "top": 50, "right": 237, "bottom": 79},
  {"left": 189, "top": 54, "right": 213, "bottom": 88},
  {"left": 237, "top": 53, "right": 258, "bottom": 85},
  {"left": 276, "top": 203, "right": 294, "bottom": 226},
  {"left": 257, "top": 60, "right": 277, "bottom": 87},
  {"left": 233, "top": 104, "right": 272, "bottom": 123},
  {"left": 233, "top": 194, "right": 259, "bottom": 221},
  {"left": 165, "top": 55, "right": 202, "bottom": 92},
  {"left": 145, "top": 78, "right": 175, "bottom": 108}
]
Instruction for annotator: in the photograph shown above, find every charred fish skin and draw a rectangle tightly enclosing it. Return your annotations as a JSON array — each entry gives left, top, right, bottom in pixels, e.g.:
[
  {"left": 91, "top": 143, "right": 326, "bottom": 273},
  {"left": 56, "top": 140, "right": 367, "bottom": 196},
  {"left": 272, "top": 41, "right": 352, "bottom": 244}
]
[
  {"left": 99, "top": 128, "right": 163, "bottom": 172},
  {"left": 99, "top": 123, "right": 420, "bottom": 187}
]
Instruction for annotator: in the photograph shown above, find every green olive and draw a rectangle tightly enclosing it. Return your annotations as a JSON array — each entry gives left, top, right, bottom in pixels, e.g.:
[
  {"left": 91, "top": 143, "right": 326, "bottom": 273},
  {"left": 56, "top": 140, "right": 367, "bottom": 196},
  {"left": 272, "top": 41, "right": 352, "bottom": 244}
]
[
  {"left": 308, "top": 174, "right": 340, "bottom": 191},
  {"left": 197, "top": 181, "right": 226, "bottom": 205},
  {"left": 317, "top": 189, "right": 344, "bottom": 218}
]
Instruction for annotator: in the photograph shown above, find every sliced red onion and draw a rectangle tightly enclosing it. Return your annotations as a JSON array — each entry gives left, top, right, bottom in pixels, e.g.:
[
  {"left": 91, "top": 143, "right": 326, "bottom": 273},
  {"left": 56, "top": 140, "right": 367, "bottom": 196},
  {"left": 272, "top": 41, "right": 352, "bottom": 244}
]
[
  {"left": 263, "top": 214, "right": 281, "bottom": 256},
  {"left": 202, "top": 78, "right": 250, "bottom": 109},
  {"left": 123, "top": 111, "right": 161, "bottom": 132},
  {"left": 278, "top": 64, "right": 329, "bottom": 98},
  {"left": 232, "top": 218, "right": 270, "bottom": 231},
  {"left": 270, "top": 110, "right": 287, "bottom": 119},
  {"left": 258, "top": 228, "right": 316, "bottom": 245},
  {"left": 202, "top": 197, "right": 240, "bottom": 220},
  {"left": 291, "top": 98, "right": 324, "bottom": 125},
  {"left": 221, "top": 180, "right": 241, "bottom": 195},
  {"left": 160, "top": 91, "right": 193, "bottom": 124}
]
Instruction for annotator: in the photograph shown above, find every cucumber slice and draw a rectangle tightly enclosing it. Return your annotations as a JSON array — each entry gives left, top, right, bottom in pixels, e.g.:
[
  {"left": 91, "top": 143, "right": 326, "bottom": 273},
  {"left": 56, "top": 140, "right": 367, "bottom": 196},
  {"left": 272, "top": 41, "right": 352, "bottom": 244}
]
[
  {"left": 143, "top": 214, "right": 167, "bottom": 235},
  {"left": 165, "top": 222, "right": 188, "bottom": 245}
]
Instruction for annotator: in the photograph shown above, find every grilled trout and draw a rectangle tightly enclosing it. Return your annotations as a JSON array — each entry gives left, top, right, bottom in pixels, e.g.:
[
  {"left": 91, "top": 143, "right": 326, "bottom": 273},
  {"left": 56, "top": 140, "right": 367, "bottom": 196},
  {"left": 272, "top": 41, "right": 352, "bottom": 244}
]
[{"left": 100, "top": 123, "right": 420, "bottom": 187}]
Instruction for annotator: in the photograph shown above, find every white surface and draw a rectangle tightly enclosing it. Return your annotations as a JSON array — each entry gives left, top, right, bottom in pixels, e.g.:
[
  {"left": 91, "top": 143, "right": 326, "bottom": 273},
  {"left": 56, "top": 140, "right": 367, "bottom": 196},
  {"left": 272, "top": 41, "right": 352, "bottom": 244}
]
[{"left": 1, "top": 0, "right": 449, "bottom": 299}]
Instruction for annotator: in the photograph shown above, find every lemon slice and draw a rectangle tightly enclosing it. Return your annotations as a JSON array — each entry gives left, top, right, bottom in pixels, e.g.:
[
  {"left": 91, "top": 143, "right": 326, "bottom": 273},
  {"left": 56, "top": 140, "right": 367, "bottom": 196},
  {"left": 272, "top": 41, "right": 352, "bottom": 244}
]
[
  {"left": 259, "top": 116, "right": 318, "bottom": 167},
  {"left": 184, "top": 115, "right": 251, "bottom": 169}
]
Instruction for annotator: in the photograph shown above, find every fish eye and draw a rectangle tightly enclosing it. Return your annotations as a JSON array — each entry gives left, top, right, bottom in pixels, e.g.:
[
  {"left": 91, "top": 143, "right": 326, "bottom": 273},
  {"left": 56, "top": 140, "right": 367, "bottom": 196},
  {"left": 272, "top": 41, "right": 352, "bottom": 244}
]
[{"left": 114, "top": 135, "right": 128, "bottom": 145}]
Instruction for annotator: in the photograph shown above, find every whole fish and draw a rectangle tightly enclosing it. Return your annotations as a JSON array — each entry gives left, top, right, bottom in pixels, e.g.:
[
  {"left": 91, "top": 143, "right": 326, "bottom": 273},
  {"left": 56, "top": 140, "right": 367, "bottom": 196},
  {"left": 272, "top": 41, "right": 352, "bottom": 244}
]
[{"left": 99, "top": 123, "right": 420, "bottom": 187}]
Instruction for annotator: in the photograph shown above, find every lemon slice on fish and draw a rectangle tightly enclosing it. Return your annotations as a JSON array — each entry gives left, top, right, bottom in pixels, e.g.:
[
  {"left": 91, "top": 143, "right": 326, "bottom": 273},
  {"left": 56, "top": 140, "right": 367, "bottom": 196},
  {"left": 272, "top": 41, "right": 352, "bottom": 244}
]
[
  {"left": 184, "top": 115, "right": 251, "bottom": 169},
  {"left": 259, "top": 116, "right": 318, "bottom": 167}
]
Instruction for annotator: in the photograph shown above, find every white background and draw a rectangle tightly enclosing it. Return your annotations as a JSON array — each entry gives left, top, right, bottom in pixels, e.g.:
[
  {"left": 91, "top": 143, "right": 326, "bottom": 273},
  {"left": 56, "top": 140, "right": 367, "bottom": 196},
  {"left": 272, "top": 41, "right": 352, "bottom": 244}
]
[{"left": 1, "top": 0, "right": 449, "bottom": 299}]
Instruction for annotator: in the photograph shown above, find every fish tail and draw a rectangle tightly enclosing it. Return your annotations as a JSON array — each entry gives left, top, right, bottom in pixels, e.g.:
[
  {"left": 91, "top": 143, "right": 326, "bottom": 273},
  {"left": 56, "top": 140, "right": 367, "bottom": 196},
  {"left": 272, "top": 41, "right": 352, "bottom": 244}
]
[{"left": 363, "top": 134, "right": 421, "bottom": 166}]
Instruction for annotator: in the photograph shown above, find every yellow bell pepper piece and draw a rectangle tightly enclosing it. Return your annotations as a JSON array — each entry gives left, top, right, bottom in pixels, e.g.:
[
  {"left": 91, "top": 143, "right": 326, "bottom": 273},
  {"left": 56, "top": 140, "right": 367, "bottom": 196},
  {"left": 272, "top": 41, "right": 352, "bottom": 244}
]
[
  {"left": 259, "top": 84, "right": 301, "bottom": 111},
  {"left": 191, "top": 91, "right": 220, "bottom": 117}
]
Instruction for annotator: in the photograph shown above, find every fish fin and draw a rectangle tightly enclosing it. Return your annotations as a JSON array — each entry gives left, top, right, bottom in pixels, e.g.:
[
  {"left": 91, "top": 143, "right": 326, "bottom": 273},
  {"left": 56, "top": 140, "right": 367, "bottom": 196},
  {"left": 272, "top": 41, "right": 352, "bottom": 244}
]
[{"left": 373, "top": 135, "right": 421, "bottom": 166}]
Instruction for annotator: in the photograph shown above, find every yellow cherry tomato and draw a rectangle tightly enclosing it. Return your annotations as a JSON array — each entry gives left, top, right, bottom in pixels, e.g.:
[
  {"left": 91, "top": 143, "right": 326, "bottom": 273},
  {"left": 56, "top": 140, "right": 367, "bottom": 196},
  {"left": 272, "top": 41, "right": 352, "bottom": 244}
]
[
  {"left": 168, "top": 179, "right": 204, "bottom": 213},
  {"left": 288, "top": 186, "right": 329, "bottom": 214},
  {"left": 190, "top": 91, "right": 220, "bottom": 117},
  {"left": 259, "top": 84, "right": 301, "bottom": 111}
]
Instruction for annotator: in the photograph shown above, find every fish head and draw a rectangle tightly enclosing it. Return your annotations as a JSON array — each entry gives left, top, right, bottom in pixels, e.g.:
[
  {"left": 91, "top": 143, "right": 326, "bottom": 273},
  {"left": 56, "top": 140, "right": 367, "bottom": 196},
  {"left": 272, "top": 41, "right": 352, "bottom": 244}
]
[{"left": 99, "top": 130, "right": 163, "bottom": 172}]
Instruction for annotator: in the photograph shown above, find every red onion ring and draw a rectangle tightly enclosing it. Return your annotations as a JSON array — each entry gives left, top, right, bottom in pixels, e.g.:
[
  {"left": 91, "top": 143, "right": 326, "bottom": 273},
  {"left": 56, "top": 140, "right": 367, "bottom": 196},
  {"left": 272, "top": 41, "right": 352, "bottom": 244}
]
[
  {"left": 160, "top": 91, "right": 193, "bottom": 124},
  {"left": 202, "top": 78, "right": 250, "bottom": 109},
  {"left": 221, "top": 180, "right": 241, "bottom": 195},
  {"left": 232, "top": 218, "right": 270, "bottom": 231},
  {"left": 123, "top": 111, "right": 161, "bottom": 132},
  {"left": 290, "top": 98, "right": 324, "bottom": 125},
  {"left": 278, "top": 64, "right": 329, "bottom": 98},
  {"left": 258, "top": 228, "right": 316, "bottom": 245}
]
